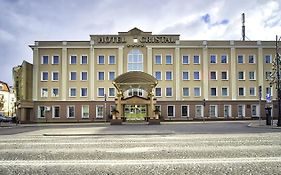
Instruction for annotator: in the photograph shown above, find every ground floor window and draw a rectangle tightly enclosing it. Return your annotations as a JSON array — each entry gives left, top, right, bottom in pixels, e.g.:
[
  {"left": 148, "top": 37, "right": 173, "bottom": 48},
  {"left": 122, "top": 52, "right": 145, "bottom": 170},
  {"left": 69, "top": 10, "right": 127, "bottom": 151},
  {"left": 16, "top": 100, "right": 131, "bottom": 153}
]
[
  {"left": 167, "top": 105, "right": 175, "bottom": 117},
  {"left": 52, "top": 106, "right": 60, "bottom": 118},
  {"left": 251, "top": 104, "right": 259, "bottom": 117},
  {"left": 238, "top": 105, "right": 245, "bottom": 118},
  {"left": 209, "top": 105, "right": 217, "bottom": 117},
  {"left": 224, "top": 105, "right": 231, "bottom": 118},
  {"left": 82, "top": 105, "right": 89, "bottom": 118},
  {"left": 38, "top": 106, "right": 46, "bottom": 118},
  {"left": 96, "top": 105, "right": 104, "bottom": 118},
  {"left": 67, "top": 106, "right": 75, "bottom": 118},
  {"left": 181, "top": 105, "right": 189, "bottom": 117},
  {"left": 195, "top": 105, "right": 203, "bottom": 118}
]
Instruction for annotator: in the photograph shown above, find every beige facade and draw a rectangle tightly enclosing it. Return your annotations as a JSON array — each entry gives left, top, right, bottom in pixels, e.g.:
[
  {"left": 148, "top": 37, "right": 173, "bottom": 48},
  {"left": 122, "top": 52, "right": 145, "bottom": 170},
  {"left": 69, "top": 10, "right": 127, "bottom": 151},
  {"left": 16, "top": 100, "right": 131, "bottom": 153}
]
[{"left": 27, "top": 28, "right": 278, "bottom": 123}]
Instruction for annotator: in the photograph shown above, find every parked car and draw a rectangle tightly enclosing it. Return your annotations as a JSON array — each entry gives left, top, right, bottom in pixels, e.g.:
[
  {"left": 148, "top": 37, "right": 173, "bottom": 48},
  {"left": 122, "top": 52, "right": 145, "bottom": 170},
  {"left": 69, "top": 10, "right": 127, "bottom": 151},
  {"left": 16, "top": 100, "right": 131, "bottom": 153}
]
[{"left": 0, "top": 115, "right": 14, "bottom": 123}]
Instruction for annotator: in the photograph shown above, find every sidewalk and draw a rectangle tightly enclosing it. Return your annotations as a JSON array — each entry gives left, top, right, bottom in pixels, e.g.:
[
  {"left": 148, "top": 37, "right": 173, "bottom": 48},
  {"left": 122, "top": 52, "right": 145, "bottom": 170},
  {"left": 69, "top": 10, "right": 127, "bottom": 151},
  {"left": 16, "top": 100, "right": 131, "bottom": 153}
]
[{"left": 248, "top": 120, "right": 281, "bottom": 129}]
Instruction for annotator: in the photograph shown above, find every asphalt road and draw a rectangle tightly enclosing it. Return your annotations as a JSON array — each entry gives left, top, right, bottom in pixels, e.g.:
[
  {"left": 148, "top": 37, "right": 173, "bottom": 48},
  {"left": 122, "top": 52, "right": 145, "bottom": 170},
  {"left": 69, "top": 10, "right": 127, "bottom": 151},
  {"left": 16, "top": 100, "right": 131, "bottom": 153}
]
[{"left": 0, "top": 121, "right": 281, "bottom": 174}]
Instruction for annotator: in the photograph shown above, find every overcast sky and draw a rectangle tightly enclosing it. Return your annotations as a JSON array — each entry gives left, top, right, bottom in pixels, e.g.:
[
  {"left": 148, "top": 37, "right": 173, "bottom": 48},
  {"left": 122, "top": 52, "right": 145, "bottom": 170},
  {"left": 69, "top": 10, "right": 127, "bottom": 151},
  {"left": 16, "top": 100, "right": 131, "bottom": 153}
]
[{"left": 0, "top": 0, "right": 281, "bottom": 86}]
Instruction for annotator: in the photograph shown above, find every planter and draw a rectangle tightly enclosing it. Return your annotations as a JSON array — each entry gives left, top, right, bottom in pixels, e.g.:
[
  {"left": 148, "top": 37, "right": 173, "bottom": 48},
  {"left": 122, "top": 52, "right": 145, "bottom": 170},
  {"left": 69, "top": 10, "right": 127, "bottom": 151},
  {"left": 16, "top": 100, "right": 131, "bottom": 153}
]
[
  {"left": 110, "top": 119, "right": 123, "bottom": 125},
  {"left": 148, "top": 119, "right": 160, "bottom": 125}
]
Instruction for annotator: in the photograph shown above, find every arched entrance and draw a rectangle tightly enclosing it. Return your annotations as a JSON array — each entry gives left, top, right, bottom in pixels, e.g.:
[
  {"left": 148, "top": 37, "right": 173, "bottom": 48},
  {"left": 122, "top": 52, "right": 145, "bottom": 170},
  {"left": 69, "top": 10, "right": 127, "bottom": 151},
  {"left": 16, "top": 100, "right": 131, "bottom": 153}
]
[{"left": 112, "top": 71, "right": 159, "bottom": 125}]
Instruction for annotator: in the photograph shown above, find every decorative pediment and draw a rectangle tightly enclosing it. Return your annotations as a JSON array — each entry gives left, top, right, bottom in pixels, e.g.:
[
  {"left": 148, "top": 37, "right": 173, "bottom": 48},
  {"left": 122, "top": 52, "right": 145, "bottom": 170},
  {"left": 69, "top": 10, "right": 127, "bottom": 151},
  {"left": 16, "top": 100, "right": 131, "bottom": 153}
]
[{"left": 120, "top": 96, "right": 150, "bottom": 105}]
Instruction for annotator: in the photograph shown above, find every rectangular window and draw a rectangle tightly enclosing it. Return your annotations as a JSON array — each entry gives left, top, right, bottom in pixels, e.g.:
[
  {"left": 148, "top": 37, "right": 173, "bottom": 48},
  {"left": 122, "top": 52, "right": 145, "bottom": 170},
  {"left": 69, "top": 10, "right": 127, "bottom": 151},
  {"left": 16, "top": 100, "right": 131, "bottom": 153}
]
[
  {"left": 52, "top": 72, "right": 59, "bottom": 81},
  {"left": 98, "top": 72, "right": 105, "bottom": 80},
  {"left": 98, "top": 88, "right": 105, "bottom": 97},
  {"left": 265, "top": 71, "right": 272, "bottom": 80},
  {"left": 194, "top": 71, "right": 200, "bottom": 80},
  {"left": 249, "top": 87, "right": 256, "bottom": 96},
  {"left": 182, "top": 87, "right": 189, "bottom": 97},
  {"left": 98, "top": 55, "right": 105, "bottom": 64},
  {"left": 81, "top": 55, "right": 88, "bottom": 64},
  {"left": 155, "top": 88, "right": 162, "bottom": 97},
  {"left": 221, "top": 87, "right": 228, "bottom": 96},
  {"left": 181, "top": 105, "right": 189, "bottom": 117},
  {"left": 67, "top": 106, "right": 75, "bottom": 118},
  {"left": 38, "top": 106, "right": 46, "bottom": 118},
  {"left": 155, "top": 55, "right": 162, "bottom": 64},
  {"left": 265, "top": 55, "right": 272, "bottom": 64},
  {"left": 221, "top": 55, "right": 228, "bottom": 64},
  {"left": 210, "top": 55, "right": 217, "bottom": 64},
  {"left": 182, "top": 71, "right": 189, "bottom": 80},
  {"left": 248, "top": 55, "right": 255, "bottom": 64},
  {"left": 238, "top": 105, "right": 245, "bottom": 118},
  {"left": 166, "top": 87, "right": 172, "bottom": 97},
  {"left": 82, "top": 105, "right": 89, "bottom": 118},
  {"left": 238, "top": 71, "right": 244, "bottom": 80},
  {"left": 251, "top": 105, "right": 259, "bottom": 117},
  {"left": 109, "top": 88, "right": 115, "bottom": 97},
  {"left": 69, "top": 88, "right": 76, "bottom": 97},
  {"left": 52, "top": 106, "right": 60, "bottom": 118},
  {"left": 81, "top": 71, "right": 88, "bottom": 81},
  {"left": 70, "top": 72, "right": 77, "bottom": 81},
  {"left": 167, "top": 105, "right": 175, "bottom": 117},
  {"left": 221, "top": 71, "right": 228, "bottom": 80},
  {"left": 209, "top": 105, "right": 217, "bottom": 117},
  {"left": 166, "top": 55, "right": 172, "bottom": 64},
  {"left": 109, "top": 72, "right": 115, "bottom": 81},
  {"left": 195, "top": 105, "right": 203, "bottom": 118},
  {"left": 96, "top": 105, "right": 104, "bottom": 118},
  {"left": 81, "top": 88, "right": 88, "bottom": 97},
  {"left": 194, "top": 87, "right": 201, "bottom": 97},
  {"left": 165, "top": 71, "right": 172, "bottom": 80},
  {"left": 237, "top": 55, "right": 244, "bottom": 64},
  {"left": 155, "top": 71, "right": 162, "bottom": 80},
  {"left": 42, "top": 55, "right": 49, "bottom": 64},
  {"left": 41, "top": 72, "right": 48, "bottom": 81},
  {"left": 52, "top": 56, "right": 59, "bottom": 64},
  {"left": 210, "top": 71, "right": 217, "bottom": 80},
  {"left": 249, "top": 71, "right": 256, "bottom": 80},
  {"left": 193, "top": 55, "right": 200, "bottom": 64},
  {"left": 108, "top": 55, "right": 116, "bottom": 64},
  {"left": 224, "top": 105, "right": 231, "bottom": 118},
  {"left": 52, "top": 88, "right": 59, "bottom": 97},
  {"left": 70, "top": 55, "right": 77, "bottom": 64},
  {"left": 41, "top": 88, "right": 48, "bottom": 98},
  {"left": 210, "top": 88, "right": 217, "bottom": 96},
  {"left": 238, "top": 87, "right": 245, "bottom": 96},
  {"left": 182, "top": 55, "right": 189, "bottom": 64}
]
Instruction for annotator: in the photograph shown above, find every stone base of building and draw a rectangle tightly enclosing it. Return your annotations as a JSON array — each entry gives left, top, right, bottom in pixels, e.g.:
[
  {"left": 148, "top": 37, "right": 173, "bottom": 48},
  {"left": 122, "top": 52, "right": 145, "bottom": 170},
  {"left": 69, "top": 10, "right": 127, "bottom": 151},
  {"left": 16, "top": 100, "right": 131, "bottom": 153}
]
[
  {"left": 148, "top": 119, "right": 161, "bottom": 125},
  {"left": 110, "top": 119, "right": 123, "bottom": 125}
]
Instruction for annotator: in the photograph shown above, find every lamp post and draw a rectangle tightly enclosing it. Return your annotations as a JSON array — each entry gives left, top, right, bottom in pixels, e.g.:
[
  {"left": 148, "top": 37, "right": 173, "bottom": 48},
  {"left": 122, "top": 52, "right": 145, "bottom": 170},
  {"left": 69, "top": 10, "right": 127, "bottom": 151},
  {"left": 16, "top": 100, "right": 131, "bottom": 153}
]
[
  {"left": 203, "top": 99, "right": 206, "bottom": 122},
  {"left": 104, "top": 93, "right": 107, "bottom": 123}
]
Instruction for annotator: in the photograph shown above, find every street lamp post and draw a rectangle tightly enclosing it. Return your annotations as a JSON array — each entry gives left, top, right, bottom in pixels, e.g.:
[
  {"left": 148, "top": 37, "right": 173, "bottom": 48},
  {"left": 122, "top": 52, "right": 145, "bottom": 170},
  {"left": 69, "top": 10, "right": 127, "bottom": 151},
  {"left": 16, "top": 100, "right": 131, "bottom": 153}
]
[
  {"left": 203, "top": 99, "right": 206, "bottom": 122},
  {"left": 104, "top": 94, "right": 107, "bottom": 123}
]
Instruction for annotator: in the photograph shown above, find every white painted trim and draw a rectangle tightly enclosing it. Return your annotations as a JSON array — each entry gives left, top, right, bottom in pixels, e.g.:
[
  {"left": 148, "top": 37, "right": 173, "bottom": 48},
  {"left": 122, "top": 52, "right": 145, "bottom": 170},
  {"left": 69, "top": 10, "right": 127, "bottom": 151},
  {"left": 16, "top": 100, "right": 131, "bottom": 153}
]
[
  {"left": 81, "top": 105, "right": 90, "bottom": 119},
  {"left": 108, "top": 55, "right": 116, "bottom": 65},
  {"left": 69, "top": 87, "right": 77, "bottom": 97},
  {"left": 51, "top": 87, "right": 59, "bottom": 97},
  {"left": 165, "top": 54, "right": 173, "bottom": 65},
  {"left": 69, "top": 55, "right": 77, "bottom": 64},
  {"left": 181, "top": 105, "right": 189, "bottom": 117},
  {"left": 80, "top": 55, "right": 88, "bottom": 64},
  {"left": 52, "top": 106, "right": 60, "bottom": 118},
  {"left": 80, "top": 87, "right": 88, "bottom": 97},
  {"left": 154, "top": 54, "right": 162, "bottom": 64},
  {"left": 167, "top": 105, "right": 175, "bottom": 117},
  {"left": 67, "top": 105, "right": 75, "bottom": 118}
]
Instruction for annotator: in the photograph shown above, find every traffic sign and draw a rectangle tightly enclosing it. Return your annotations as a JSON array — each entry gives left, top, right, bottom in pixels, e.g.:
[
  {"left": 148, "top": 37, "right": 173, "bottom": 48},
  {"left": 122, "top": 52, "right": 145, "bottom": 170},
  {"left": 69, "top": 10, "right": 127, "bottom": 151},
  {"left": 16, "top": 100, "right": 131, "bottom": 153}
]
[{"left": 266, "top": 93, "right": 271, "bottom": 103}]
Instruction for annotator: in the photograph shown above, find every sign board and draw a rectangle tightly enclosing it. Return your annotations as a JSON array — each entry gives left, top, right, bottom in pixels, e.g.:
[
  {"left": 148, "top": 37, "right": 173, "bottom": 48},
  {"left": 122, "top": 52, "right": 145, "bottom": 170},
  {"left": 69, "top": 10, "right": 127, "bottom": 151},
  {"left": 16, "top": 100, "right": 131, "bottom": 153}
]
[{"left": 266, "top": 93, "right": 271, "bottom": 103}]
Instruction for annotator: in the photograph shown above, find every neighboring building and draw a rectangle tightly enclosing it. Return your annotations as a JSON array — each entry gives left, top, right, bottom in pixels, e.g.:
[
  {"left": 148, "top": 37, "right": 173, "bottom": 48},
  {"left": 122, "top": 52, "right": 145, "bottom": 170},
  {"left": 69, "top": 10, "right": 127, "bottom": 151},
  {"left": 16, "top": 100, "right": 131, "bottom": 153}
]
[
  {"left": 0, "top": 81, "right": 16, "bottom": 116},
  {"left": 25, "top": 28, "right": 277, "bottom": 123},
  {"left": 13, "top": 61, "right": 33, "bottom": 123}
]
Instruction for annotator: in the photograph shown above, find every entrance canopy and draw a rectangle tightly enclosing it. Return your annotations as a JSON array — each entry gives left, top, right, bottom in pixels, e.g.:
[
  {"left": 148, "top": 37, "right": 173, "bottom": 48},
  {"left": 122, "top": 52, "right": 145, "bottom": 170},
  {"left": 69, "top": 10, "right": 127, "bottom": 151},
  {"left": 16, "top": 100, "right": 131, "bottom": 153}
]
[{"left": 113, "top": 71, "right": 158, "bottom": 95}]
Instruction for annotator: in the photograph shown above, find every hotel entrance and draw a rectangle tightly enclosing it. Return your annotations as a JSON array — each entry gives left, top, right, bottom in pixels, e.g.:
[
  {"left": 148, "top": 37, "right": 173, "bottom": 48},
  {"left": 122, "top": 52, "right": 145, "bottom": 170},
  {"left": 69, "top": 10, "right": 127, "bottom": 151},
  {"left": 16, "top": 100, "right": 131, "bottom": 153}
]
[{"left": 124, "top": 105, "right": 147, "bottom": 121}]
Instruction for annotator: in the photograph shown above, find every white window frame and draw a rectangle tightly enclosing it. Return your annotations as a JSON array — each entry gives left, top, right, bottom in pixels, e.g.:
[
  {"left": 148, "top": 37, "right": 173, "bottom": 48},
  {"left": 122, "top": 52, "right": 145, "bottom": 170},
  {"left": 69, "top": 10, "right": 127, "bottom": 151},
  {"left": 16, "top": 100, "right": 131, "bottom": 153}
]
[
  {"left": 165, "top": 71, "right": 173, "bottom": 80},
  {"left": 237, "top": 54, "right": 244, "bottom": 64},
  {"left": 81, "top": 71, "right": 88, "bottom": 81},
  {"left": 249, "top": 87, "right": 256, "bottom": 96},
  {"left": 165, "top": 87, "right": 173, "bottom": 97},
  {"left": 98, "top": 71, "right": 105, "bottom": 81},
  {"left": 108, "top": 71, "right": 116, "bottom": 81},
  {"left": 195, "top": 105, "right": 203, "bottom": 118},
  {"left": 69, "top": 87, "right": 77, "bottom": 97},
  {"left": 52, "top": 55, "right": 59, "bottom": 64},
  {"left": 251, "top": 104, "right": 259, "bottom": 117},
  {"left": 80, "top": 55, "right": 88, "bottom": 64},
  {"left": 209, "top": 105, "right": 218, "bottom": 118},
  {"left": 221, "top": 54, "right": 228, "bottom": 64},
  {"left": 69, "top": 55, "right": 77, "bottom": 65},
  {"left": 221, "top": 87, "right": 229, "bottom": 97},
  {"left": 264, "top": 54, "right": 272, "bottom": 64},
  {"left": 265, "top": 71, "right": 272, "bottom": 80},
  {"left": 67, "top": 105, "right": 75, "bottom": 118},
  {"left": 38, "top": 106, "right": 46, "bottom": 118},
  {"left": 52, "top": 71, "right": 59, "bottom": 81},
  {"left": 238, "top": 87, "right": 245, "bottom": 96},
  {"left": 97, "top": 87, "right": 105, "bottom": 97},
  {"left": 193, "top": 55, "right": 200, "bottom": 64},
  {"left": 210, "top": 71, "right": 217, "bottom": 80},
  {"left": 181, "top": 105, "right": 189, "bottom": 118},
  {"left": 221, "top": 71, "right": 228, "bottom": 80},
  {"left": 237, "top": 105, "right": 245, "bottom": 118},
  {"left": 154, "top": 71, "right": 162, "bottom": 80},
  {"left": 194, "top": 70, "right": 201, "bottom": 80},
  {"left": 182, "top": 55, "right": 189, "bottom": 64},
  {"left": 238, "top": 71, "right": 245, "bottom": 80},
  {"left": 41, "top": 88, "right": 48, "bottom": 98},
  {"left": 69, "top": 71, "right": 77, "bottom": 81},
  {"left": 182, "top": 87, "right": 190, "bottom": 97},
  {"left": 194, "top": 87, "right": 201, "bottom": 97},
  {"left": 108, "top": 55, "right": 116, "bottom": 65},
  {"left": 81, "top": 105, "right": 90, "bottom": 119},
  {"left": 51, "top": 87, "right": 59, "bottom": 97},
  {"left": 167, "top": 105, "right": 175, "bottom": 117},
  {"left": 224, "top": 105, "right": 232, "bottom": 118},
  {"left": 155, "top": 87, "right": 162, "bottom": 97},
  {"left": 97, "top": 55, "right": 105, "bottom": 64},
  {"left": 52, "top": 106, "right": 60, "bottom": 118},
  {"left": 249, "top": 71, "right": 256, "bottom": 80},
  {"left": 80, "top": 87, "right": 88, "bottom": 97},
  {"left": 96, "top": 105, "right": 104, "bottom": 118},
  {"left": 210, "top": 87, "right": 217, "bottom": 97},
  {"left": 41, "top": 71, "right": 48, "bottom": 81},
  {"left": 108, "top": 88, "right": 115, "bottom": 97},
  {"left": 41, "top": 55, "right": 49, "bottom": 64},
  {"left": 248, "top": 54, "right": 256, "bottom": 64},
  {"left": 154, "top": 54, "right": 162, "bottom": 64},
  {"left": 182, "top": 71, "right": 189, "bottom": 80},
  {"left": 165, "top": 54, "right": 173, "bottom": 65},
  {"left": 210, "top": 54, "right": 217, "bottom": 64}
]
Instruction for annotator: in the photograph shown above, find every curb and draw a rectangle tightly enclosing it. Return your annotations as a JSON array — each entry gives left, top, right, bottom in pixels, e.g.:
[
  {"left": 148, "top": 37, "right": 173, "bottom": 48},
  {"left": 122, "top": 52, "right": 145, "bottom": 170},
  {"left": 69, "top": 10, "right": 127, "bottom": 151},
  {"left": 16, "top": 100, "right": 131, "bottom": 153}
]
[
  {"left": 43, "top": 132, "right": 175, "bottom": 136},
  {"left": 248, "top": 123, "right": 281, "bottom": 129}
]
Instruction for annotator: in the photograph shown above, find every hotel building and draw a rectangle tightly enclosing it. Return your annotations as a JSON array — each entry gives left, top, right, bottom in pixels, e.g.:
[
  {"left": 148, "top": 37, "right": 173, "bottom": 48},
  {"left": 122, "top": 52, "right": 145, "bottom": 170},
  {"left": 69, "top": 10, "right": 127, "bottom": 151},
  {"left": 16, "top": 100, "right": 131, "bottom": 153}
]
[{"left": 24, "top": 28, "right": 277, "bottom": 123}]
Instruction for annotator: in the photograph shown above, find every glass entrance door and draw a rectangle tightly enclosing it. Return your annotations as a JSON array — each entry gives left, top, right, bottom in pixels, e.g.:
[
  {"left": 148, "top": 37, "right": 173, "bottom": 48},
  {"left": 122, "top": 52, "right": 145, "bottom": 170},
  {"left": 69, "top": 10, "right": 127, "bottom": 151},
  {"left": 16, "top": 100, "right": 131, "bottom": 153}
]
[{"left": 124, "top": 105, "right": 147, "bottom": 121}]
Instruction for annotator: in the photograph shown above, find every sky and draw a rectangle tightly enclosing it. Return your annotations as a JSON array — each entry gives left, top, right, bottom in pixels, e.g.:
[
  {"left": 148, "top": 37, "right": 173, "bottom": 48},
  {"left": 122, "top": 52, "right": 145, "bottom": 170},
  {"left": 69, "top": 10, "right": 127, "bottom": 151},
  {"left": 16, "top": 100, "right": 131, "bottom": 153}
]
[{"left": 0, "top": 0, "right": 281, "bottom": 86}]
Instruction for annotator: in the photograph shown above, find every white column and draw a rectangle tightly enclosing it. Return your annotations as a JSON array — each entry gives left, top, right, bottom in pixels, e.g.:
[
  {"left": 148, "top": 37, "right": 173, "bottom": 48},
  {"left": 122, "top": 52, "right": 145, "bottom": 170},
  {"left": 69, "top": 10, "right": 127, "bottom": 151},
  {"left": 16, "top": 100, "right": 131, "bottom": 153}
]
[
  {"left": 118, "top": 47, "right": 123, "bottom": 75},
  {"left": 89, "top": 45, "right": 95, "bottom": 100},
  {"left": 258, "top": 42, "right": 264, "bottom": 100},
  {"left": 147, "top": 47, "right": 153, "bottom": 75},
  {"left": 175, "top": 47, "right": 180, "bottom": 100},
  {"left": 203, "top": 47, "right": 208, "bottom": 100},
  {"left": 231, "top": 47, "right": 237, "bottom": 100},
  {"left": 61, "top": 47, "right": 67, "bottom": 101},
  {"left": 32, "top": 47, "right": 39, "bottom": 101}
]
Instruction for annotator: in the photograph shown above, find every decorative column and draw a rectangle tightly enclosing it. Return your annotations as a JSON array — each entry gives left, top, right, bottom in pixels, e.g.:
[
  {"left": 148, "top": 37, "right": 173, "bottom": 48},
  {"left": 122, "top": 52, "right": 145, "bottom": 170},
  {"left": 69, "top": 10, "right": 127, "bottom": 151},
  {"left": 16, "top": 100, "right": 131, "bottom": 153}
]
[
  {"left": 89, "top": 44, "right": 95, "bottom": 100},
  {"left": 61, "top": 45, "right": 67, "bottom": 101},
  {"left": 230, "top": 41, "right": 237, "bottom": 100},
  {"left": 32, "top": 46, "right": 39, "bottom": 101},
  {"left": 257, "top": 41, "right": 264, "bottom": 100},
  {"left": 202, "top": 41, "right": 208, "bottom": 100},
  {"left": 147, "top": 47, "right": 153, "bottom": 75},
  {"left": 118, "top": 47, "right": 123, "bottom": 75},
  {"left": 175, "top": 47, "right": 180, "bottom": 100}
]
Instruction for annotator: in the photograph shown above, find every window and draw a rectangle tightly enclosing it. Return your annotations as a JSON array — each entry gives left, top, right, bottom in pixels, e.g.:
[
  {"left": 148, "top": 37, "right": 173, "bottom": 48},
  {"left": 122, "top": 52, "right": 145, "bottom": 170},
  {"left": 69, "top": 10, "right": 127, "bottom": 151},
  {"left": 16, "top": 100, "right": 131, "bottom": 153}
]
[
  {"left": 221, "top": 71, "right": 228, "bottom": 80},
  {"left": 249, "top": 87, "right": 256, "bottom": 96},
  {"left": 210, "top": 88, "right": 217, "bottom": 96},
  {"left": 167, "top": 105, "right": 175, "bottom": 117},
  {"left": 155, "top": 55, "right": 162, "bottom": 64},
  {"left": 224, "top": 105, "right": 231, "bottom": 118},
  {"left": 38, "top": 106, "right": 46, "bottom": 118},
  {"left": 109, "top": 72, "right": 115, "bottom": 81},
  {"left": 52, "top": 106, "right": 60, "bottom": 118},
  {"left": 41, "top": 72, "right": 48, "bottom": 81},
  {"left": 81, "top": 55, "right": 88, "bottom": 64},
  {"left": 249, "top": 71, "right": 256, "bottom": 80},
  {"left": 155, "top": 71, "right": 162, "bottom": 80},
  {"left": 210, "top": 71, "right": 217, "bottom": 80},
  {"left": 265, "top": 55, "right": 272, "bottom": 64},
  {"left": 98, "top": 72, "right": 105, "bottom": 80},
  {"left": 166, "top": 87, "right": 172, "bottom": 97},
  {"left": 109, "top": 55, "right": 116, "bottom": 64},
  {"left": 194, "top": 87, "right": 201, "bottom": 97},
  {"left": 237, "top": 55, "right": 244, "bottom": 64},
  {"left": 96, "top": 105, "right": 104, "bottom": 118},
  {"left": 128, "top": 49, "right": 143, "bottom": 71},
  {"left": 221, "top": 55, "right": 228, "bottom": 64},
  {"left": 182, "top": 87, "right": 189, "bottom": 97},
  {"left": 166, "top": 71, "right": 172, "bottom": 80},
  {"left": 52, "top": 56, "right": 59, "bottom": 64},
  {"left": 238, "top": 87, "right": 245, "bottom": 96},
  {"left": 195, "top": 105, "right": 203, "bottom": 118},
  {"left": 69, "top": 88, "right": 76, "bottom": 97},
  {"left": 41, "top": 88, "right": 48, "bottom": 98},
  {"left": 248, "top": 55, "right": 255, "bottom": 64},
  {"left": 42, "top": 56, "right": 48, "bottom": 64},
  {"left": 70, "top": 55, "right": 77, "bottom": 64},
  {"left": 238, "top": 105, "right": 245, "bottom": 118},
  {"left": 52, "top": 88, "right": 59, "bottom": 97},
  {"left": 194, "top": 71, "right": 200, "bottom": 80},
  {"left": 193, "top": 55, "right": 200, "bottom": 64},
  {"left": 98, "top": 55, "right": 105, "bottom": 64},
  {"left": 81, "top": 71, "right": 88, "bottom": 81},
  {"left": 238, "top": 71, "right": 244, "bottom": 80},
  {"left": 98, "top": 88, "right": 105, "bottom": 97},
  {"left": 181, "top": 105, "right": 189, "bottom": 117},
  {"left": 251, "top": 105, "right": 259, "bottom": 117},
  {"left": 82, "top": 105, "right": 89, "bottom": 118},
  {"left": 182, "top": 55, "right": 189, "bottom": 64},
  {"left": 210, "top": 55, "right": 217, "bottom": 64},
  {"left": 265, "top": 71, "right": 272, "bottom": 80},
  {"left": 52, "top": 72, "right": 59, "bottom": 81},
  {"left": 221, "top": 87, "right": 228, "bottom": 96},
  {"left": 67, "top": 106, "right": 75, "bottom": 118},
  {"left": 155, "top": 88, "right": 162, "bottom": 97},
  {"left": 209, "top": 105, "right": 217, "bottom": 117},
  {"left": 81, "top": 88, "right": 87, "bottom": 97},
  {"left": 109, "top": 88, "right": 115, "bottom": 97},
  {"left": 166, "top": 55, "right": 172, "bottom": 64},
  {"left": 70, "top": 72, "right": 77, "bottom": 81},
  {"left": 182, "top": 71, "right": 189, "bottom": 80}
]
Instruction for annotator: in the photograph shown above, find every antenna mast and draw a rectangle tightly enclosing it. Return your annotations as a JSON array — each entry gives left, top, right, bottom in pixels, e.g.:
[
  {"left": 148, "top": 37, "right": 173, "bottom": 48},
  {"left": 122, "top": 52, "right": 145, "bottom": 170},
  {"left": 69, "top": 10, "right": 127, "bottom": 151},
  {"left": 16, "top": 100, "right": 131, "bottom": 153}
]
[{"left": 242, "top": 13, "right": 245, "bottom": 41}]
